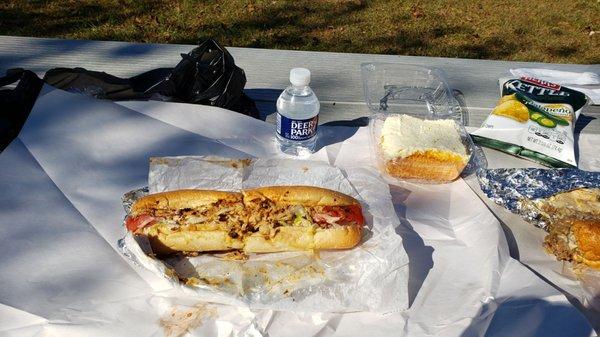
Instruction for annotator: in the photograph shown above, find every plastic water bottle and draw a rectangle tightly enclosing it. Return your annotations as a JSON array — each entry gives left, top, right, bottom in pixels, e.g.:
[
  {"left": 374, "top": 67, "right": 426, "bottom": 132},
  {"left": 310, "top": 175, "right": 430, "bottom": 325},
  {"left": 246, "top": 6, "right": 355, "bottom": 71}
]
[{"left": 276, "top": 68, "right": 320, "bottom": 156}]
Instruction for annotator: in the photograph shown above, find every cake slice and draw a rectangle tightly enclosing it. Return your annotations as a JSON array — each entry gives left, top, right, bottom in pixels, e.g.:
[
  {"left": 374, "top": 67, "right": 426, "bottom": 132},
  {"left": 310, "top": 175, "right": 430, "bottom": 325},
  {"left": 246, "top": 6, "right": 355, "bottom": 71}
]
[{"left": 380, "top": 115, "right": 470, "bottom": 182}]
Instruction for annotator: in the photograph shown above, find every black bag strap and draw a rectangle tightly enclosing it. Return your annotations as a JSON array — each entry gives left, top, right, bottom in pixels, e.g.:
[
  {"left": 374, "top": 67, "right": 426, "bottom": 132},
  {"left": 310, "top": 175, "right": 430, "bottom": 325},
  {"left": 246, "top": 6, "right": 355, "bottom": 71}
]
[
  {"left": 0, "top": 68, "right": 44, "bottom": 151},
  {"left": 40, "top": 38, "right": 260, "bottom": 118},
  {"left": 0, "top": 68, "right": 29, "bottom": 87}
]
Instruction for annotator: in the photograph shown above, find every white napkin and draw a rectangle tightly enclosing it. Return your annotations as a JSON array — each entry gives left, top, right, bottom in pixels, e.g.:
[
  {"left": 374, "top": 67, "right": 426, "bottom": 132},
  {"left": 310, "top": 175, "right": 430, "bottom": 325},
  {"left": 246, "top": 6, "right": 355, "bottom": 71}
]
[{"left": 510, "top": 68, "right": 600, "bottom": 104}]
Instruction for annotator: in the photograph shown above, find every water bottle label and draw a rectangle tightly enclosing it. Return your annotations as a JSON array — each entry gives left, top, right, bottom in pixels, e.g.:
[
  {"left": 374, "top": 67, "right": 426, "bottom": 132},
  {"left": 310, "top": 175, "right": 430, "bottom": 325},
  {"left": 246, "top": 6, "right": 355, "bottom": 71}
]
[{"left": 276, "top": 113, "right": 318, "bottom": 141}]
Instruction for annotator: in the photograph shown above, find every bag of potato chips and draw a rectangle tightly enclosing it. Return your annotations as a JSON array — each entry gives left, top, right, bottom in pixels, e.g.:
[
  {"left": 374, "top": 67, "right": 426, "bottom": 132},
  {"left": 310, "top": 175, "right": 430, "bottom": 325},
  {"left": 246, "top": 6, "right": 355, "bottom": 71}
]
[{"left": 472, "top": 77, "right": 588, "bottom": 167}]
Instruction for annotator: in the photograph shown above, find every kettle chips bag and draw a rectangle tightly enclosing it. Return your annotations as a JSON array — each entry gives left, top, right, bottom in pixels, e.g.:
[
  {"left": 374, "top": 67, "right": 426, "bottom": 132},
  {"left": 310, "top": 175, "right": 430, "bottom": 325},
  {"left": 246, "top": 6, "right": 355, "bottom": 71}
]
[{"left": 472, "top": 77, "right": 588, "bottom": 168}]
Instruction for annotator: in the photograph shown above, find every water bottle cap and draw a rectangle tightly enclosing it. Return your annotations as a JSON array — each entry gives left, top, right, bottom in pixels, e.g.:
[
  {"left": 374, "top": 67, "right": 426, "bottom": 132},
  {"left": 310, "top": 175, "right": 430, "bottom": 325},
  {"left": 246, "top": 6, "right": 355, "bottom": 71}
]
[{"left": 289, "top": 68, "right": 311, "bottom": 87}]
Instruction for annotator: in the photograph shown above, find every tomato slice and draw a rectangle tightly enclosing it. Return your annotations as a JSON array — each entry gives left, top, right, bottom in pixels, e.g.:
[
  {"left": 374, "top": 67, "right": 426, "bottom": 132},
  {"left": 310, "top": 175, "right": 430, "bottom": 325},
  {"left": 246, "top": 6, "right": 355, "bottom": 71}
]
[
  {"left": 125, "top": 214, "right": 156, "bottom": 232},
  {"left": 322, "top": 206, "right": 343, "bottom": 219},
  {"left": 343, "top": 204, "right": 364, "bottom": 225},
  {"left": 322, "top": 205, "right": 364, "bottom": 226},
  {"left": 313, "top": 212, "right": 342, "bottom": 224}
]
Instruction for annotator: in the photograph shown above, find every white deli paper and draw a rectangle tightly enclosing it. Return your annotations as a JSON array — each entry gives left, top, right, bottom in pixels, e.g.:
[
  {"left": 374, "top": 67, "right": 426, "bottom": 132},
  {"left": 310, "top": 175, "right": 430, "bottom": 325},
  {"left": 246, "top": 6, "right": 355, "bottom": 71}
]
[
  {"left": 1, "top": 87, "right": 596, "bottom": 336},
  {"left": 123, "top": 156, "right": 410, "bottom": 313}
]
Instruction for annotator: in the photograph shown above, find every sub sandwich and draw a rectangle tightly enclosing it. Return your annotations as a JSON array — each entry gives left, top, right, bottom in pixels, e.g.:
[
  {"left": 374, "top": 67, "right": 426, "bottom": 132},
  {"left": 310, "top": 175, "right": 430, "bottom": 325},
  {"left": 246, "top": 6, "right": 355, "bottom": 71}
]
[
  {"left": 125, "top": 186, "right": 364, "bottom": 255},
  {"left": 534, "top": 188, "right": 600, "bottom": 269},
  {"left": 545, "top": 218, "right": 600, "bottom": 269}
]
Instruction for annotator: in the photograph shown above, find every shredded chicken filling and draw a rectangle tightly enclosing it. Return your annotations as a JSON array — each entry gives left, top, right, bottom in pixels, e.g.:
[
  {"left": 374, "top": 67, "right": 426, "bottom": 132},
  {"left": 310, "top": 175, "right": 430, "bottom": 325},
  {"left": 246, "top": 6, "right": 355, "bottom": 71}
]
[
  {"left": 244, "top": 198, "right": 360, "bottom": 235},
  {"left": 147, "top": 200, "right": 245, "bottom": 233},
  {"left": 134, "top": 198, "right": 362, "bottom": 241}
]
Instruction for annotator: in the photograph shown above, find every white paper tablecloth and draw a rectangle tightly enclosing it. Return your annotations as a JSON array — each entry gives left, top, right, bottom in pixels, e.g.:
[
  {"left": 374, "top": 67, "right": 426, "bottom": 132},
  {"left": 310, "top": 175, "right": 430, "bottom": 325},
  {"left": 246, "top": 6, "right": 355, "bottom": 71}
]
[{"left": 0, "top": 86, "right": 596, "bottom": 336}]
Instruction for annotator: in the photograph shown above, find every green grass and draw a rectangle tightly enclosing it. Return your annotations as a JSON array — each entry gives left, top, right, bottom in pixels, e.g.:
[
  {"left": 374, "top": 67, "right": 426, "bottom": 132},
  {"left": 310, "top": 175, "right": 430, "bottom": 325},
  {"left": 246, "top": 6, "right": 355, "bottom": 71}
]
[{"left": 1, "top": 0, "right": 599, "bottom": 63}]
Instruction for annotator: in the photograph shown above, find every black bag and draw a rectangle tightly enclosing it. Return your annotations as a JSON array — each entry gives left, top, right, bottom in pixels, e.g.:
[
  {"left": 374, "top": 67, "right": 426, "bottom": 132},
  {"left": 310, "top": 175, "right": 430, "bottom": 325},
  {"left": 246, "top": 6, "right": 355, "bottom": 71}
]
[
  {"left": 0, "top": 68, "right": 44, "bottom": 151},
  {"left": 43, "top": 39, "right": 259, "bottom": 118}
]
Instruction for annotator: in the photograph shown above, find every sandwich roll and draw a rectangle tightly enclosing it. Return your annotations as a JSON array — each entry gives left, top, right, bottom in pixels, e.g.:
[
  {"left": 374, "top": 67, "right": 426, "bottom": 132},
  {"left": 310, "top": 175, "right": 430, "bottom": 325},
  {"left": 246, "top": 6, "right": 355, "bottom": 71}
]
[
  {"left": 571, "top": 220, "right": 600, "bottom": 268},
  {"left": 125, "top": 186, "right": 365, "bottom": 255},
  {"left": 544, "top": 219, "right": 600, "bottom": 269}
]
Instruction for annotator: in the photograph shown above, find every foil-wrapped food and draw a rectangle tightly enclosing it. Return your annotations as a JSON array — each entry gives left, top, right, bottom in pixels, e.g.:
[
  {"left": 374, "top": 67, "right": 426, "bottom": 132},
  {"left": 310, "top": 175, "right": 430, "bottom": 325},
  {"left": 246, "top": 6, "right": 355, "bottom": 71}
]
[{"left": 478, "top": 168, "right": 600, "bottom": 270}]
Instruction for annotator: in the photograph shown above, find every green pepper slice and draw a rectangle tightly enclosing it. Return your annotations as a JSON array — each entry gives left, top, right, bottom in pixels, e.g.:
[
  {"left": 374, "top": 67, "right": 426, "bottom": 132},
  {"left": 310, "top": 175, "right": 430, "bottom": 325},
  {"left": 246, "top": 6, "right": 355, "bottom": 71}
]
[
  {"left": 530, "top": 112, "right": 544, "bottom": 122},
  {"left": 537, "top": 117, "right": 557, "bottom": 128}
]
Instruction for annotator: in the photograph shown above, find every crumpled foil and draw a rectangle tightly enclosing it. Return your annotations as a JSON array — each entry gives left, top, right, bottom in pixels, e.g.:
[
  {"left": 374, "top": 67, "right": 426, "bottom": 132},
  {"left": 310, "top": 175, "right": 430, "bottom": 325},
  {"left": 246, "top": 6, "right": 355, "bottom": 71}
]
[
  {"left": 122, "top": 187, "right": 149, "bottom": 214},
  {"left": 478, "top": 168, "right": 600, "bottom": 229}
]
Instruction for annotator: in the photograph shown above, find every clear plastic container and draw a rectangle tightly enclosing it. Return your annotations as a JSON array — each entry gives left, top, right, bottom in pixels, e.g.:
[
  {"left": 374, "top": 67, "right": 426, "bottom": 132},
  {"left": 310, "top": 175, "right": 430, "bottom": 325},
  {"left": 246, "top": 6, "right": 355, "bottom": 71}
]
[
  {"left": 361, "top": 63, "right": 466, "bottom": 121},
  {"left": 361, "top": 63, "right": 484, "bottom": 184}
]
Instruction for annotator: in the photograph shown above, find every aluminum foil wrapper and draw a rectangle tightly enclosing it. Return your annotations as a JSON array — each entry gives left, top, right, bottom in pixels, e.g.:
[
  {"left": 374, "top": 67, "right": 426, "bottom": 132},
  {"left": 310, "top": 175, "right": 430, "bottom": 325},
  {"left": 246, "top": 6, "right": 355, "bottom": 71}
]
[
  {"left": 122, "top": 187, "right": 149, "bottom": 214},
  {"left": 478, "top": 168, "right": 600, "bottom": 229}
]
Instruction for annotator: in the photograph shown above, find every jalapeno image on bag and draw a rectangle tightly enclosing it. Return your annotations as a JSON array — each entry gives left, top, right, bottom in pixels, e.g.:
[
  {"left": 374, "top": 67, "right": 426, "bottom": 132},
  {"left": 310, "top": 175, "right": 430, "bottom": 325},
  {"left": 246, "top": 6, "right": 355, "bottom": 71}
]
[
  {"left": 529, "top": 112, "right": 544, "bottom": 122},
  {"left": 537, "top": 117, "right": 557, "bottom": 128},
  {"left": 514, "top": 92, "right": 569, "bottom": 126}
]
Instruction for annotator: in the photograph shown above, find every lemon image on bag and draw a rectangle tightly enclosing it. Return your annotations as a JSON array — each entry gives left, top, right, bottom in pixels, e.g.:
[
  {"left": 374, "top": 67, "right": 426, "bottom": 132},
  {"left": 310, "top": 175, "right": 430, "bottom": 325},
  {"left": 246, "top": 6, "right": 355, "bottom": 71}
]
[{"left": 491, "top": 97, "right": 529, "bottom": 123}]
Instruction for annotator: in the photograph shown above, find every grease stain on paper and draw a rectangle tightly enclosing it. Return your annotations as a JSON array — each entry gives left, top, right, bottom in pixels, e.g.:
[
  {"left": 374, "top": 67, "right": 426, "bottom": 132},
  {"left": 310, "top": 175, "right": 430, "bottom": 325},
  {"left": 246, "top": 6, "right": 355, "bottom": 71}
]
[{"left": 160, "top": 303, "right": 217, "bottom": 337}]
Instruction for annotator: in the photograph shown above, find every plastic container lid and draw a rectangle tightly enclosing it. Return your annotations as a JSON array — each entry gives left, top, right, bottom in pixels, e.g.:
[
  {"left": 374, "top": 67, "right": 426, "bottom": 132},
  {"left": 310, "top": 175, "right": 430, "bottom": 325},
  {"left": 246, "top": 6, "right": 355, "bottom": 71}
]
[
  {"left": 360, "top": 63, "right": 466, "bottom": 124},
  {"left": 290, "top": 68, "right": 311, "bottom": 87}
]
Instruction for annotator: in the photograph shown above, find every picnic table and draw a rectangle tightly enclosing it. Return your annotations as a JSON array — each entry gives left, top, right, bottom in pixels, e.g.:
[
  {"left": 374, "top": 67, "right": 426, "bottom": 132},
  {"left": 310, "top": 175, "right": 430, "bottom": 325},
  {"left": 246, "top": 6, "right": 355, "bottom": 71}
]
[
  {"left": 1, "top": 35, "right": 599, "bottom": 129},
  {"left": 1, "top": 35, "right": 600, "bottom": 337}
]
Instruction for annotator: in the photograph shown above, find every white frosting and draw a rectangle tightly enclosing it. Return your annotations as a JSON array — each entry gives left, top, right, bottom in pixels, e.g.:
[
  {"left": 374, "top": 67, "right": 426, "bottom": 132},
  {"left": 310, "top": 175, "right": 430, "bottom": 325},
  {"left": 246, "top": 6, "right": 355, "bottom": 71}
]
[{"left": 380, "top": 115, "right": 468, "bottom": 160}]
